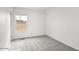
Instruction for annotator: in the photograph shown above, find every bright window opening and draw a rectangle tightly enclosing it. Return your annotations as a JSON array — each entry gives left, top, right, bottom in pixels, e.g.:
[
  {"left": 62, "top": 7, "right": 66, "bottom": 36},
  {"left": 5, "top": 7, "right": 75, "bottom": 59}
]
[{"left": 15, "top": 15, "right": 27, "bottom": 32}]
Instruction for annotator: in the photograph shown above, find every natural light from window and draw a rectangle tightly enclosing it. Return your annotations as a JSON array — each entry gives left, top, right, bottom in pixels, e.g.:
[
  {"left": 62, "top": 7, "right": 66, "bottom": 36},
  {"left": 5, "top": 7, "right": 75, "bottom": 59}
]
[{"left": 15, "top": 15, "right": 27, "bottom": 32}]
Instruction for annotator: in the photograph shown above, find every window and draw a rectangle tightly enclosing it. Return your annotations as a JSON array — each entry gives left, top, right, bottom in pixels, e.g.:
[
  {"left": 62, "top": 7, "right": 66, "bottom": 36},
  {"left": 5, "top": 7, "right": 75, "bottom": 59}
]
[{"left": 15, "top": 15, "right": 27, "bottom": 32}]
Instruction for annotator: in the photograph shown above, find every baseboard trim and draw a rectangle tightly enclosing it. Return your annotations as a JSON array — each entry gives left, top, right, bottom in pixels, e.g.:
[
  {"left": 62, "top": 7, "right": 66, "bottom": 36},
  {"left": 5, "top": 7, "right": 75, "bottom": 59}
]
[
  {"left": 11, "top": 35, "right": 46, "bottom": 41},
  {"left": 0, "top": 48, "right": 8, "bottom": 49},
  {"left": 0, "top": 48, "right": 8, "bottom": 51}
]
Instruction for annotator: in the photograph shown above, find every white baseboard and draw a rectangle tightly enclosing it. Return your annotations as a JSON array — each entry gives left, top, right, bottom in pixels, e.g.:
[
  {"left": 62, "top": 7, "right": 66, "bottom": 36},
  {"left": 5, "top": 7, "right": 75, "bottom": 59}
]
[
  {"left": 11, "top": 34, "right": 46, "bottom": 40},
  {"left": 0, "top": 48, "right": 8, "bottom": 51}
]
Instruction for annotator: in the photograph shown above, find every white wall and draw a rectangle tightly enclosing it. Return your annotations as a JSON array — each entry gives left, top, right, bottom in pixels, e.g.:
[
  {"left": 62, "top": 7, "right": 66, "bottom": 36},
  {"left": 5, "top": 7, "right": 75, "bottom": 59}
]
[
  {"left": 0, "top": 8, "right": 10, "bottom": 48},
  {"left": 46, "top": 7, "right": 79, "bottom": 50},
  {"left": 11, "top": 8, "right": 45, "bottom": 39},
  {"left": 11, "top": 7, "right": 79, "bottom": 50}
]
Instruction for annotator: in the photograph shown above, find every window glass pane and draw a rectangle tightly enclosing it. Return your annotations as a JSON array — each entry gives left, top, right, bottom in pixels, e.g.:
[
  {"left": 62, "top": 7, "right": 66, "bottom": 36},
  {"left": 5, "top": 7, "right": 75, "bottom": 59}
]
[
  {"left": 21, "top": 16, "right": 27, "bottom": 21},
  {"left": 16, "top": 15, "right": 27, "bottom": 32},
  {"left": 16, "top": 16, "right": 20, "bottom": 20}
]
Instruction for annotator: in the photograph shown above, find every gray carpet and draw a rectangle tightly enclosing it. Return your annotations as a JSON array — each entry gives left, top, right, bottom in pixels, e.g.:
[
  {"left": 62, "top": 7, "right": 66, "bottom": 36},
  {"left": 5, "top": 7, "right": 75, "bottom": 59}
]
[{"left": 9, "top": 35, "right": 77, "bottom": 51}]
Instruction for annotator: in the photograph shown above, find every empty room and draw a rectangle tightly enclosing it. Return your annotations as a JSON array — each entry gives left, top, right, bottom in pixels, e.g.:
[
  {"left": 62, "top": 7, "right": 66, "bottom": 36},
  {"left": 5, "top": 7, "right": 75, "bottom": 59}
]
[{"left": 0, "top": 7, "right": 79, "bottom": 51}]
